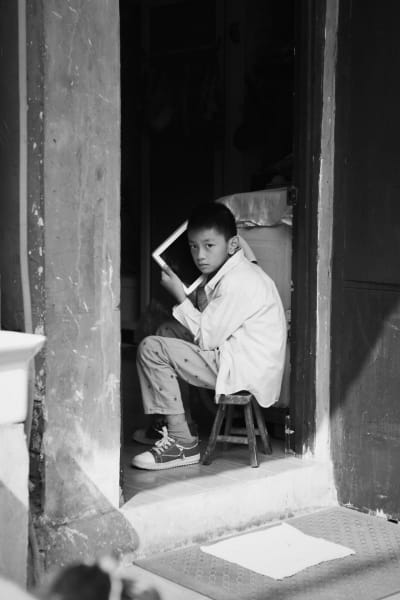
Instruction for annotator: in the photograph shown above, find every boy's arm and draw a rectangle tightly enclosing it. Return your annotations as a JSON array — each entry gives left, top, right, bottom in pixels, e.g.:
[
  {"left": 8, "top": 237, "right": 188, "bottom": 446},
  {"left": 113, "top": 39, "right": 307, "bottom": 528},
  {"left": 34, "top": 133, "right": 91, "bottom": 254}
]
[
  {"left": 160, "top": 265, "right": 186, "bottom": 304},
  {"left": 173, "top": 279, "right": 262, "bottom": 350}
]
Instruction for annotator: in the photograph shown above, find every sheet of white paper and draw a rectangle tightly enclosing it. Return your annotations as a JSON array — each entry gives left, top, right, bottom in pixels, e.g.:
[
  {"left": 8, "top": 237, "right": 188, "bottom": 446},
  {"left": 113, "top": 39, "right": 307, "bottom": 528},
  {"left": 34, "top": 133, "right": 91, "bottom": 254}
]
[{"left": 200, "top": 522, "right": 355, "bottom": 580}]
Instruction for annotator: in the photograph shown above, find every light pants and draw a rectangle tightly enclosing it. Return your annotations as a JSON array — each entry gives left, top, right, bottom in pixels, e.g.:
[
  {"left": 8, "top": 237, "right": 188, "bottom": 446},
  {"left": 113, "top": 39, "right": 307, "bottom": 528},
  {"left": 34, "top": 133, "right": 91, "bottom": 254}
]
[{"left": 136, "top": 332, "right": 220, "bottom": 416}]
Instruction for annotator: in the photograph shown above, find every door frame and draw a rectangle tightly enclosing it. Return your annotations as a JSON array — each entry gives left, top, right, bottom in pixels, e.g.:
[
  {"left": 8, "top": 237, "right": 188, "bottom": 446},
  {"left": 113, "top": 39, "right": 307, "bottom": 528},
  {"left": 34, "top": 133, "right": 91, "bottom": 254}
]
[{"left": 290, "top": 0, "right": 338, "bottom": 457}]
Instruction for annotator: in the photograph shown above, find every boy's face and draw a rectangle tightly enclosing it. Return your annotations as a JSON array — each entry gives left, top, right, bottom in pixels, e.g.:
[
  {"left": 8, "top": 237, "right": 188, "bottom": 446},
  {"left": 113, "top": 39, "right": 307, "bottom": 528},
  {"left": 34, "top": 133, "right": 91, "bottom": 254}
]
[{"left": 188, "top": 227, "right": 238, "bottom": 276}]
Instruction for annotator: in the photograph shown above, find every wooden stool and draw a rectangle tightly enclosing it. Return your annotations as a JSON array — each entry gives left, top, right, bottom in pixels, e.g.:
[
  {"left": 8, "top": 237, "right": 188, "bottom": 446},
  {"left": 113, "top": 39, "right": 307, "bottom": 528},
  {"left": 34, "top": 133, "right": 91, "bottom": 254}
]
[{"left": 201, "top": 392, "right": 272, "bottom": 468}]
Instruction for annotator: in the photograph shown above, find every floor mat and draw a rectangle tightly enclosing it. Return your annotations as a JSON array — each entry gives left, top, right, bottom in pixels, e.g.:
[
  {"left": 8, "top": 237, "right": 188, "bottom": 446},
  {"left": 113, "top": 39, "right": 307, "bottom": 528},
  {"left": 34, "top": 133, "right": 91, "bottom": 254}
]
[
  {"left": 200, "top": 521, "right": 355, "bottom": 579},
  {"left": 135, "top": 507, "right": 400, "bottom": 600}
]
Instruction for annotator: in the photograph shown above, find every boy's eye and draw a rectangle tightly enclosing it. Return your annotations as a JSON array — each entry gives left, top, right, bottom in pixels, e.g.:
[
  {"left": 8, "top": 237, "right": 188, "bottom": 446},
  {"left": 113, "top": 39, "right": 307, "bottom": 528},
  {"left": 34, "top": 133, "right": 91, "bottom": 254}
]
[{"left": 206, "top": 244, "right": 214, "bottom": 249}]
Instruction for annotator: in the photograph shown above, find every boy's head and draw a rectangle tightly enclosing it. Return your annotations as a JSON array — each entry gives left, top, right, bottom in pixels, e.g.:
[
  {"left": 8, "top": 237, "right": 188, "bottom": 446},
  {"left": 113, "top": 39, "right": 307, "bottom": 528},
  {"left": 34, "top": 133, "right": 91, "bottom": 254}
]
[
  {"left": 187, "top": 202, "right": 239, "bottom": 276},
  {"left": 40, "top": 558, "right": 161, "bottom": 600}
]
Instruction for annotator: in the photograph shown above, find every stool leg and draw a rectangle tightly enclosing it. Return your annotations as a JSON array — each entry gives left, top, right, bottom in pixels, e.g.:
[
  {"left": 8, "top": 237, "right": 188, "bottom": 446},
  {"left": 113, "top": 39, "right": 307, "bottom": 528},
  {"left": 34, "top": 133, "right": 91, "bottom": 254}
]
[
  {"left": 222, "top": 405, "right": 234, "bottom": 450},
  {"left": 252, "top": 399, "right": 272, "bottom": 455},
  {"left": 244, "top": 402, "right": 258, "bottom": 467},
  {"left": 201, "top": 405, "right": 227, "bottom": 465}
]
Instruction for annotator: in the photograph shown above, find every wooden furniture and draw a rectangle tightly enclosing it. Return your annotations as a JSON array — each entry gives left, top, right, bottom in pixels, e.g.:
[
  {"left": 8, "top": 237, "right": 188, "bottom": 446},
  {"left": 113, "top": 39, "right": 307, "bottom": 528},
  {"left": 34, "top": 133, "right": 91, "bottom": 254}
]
[{"left": 201, "top": 392, "right": 272, "bottom": 468}]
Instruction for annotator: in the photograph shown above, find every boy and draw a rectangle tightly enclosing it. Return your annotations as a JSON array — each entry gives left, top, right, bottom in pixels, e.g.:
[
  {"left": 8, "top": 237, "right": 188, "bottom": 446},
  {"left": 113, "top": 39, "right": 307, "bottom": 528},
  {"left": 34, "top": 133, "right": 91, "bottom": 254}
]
[{"left": 132, "top": 202, "right": 286, "bottom": 470}]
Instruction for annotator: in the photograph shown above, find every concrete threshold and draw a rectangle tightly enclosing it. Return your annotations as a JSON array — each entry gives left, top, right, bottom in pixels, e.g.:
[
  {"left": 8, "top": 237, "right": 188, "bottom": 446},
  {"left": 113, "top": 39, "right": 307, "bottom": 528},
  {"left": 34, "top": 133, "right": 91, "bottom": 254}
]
[{"left": 120, "top": 454, "right": 338, "bottom": 560}]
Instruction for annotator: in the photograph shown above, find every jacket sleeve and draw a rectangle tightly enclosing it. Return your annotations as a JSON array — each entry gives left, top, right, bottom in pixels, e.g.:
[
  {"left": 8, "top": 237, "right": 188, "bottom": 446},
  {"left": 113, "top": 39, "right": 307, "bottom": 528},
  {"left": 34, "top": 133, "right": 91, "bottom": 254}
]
[{"left": 173, "top": 278, "right": 261, "bottom": 350}]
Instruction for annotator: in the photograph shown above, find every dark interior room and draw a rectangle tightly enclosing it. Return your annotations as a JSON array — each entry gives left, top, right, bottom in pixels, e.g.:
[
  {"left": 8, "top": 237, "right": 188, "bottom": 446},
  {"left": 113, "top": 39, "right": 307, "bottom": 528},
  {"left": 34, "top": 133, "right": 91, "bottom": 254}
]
[{"left": 119, "top": 0, "right": 295, "bottom": 485}]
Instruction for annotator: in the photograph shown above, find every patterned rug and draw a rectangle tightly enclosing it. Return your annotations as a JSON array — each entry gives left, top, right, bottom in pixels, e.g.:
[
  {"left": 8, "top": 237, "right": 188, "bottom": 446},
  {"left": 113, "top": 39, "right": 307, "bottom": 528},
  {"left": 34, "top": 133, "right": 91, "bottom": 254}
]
[{"left": 136, "top": 507, "right": 400, "bottom": 600}]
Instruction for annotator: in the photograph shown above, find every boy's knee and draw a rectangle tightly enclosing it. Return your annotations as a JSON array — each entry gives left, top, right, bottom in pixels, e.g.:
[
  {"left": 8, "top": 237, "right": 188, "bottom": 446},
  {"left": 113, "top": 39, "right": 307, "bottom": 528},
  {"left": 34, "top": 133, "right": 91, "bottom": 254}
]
[{"left": 156, "top": 319, "right": 194, "bottom": 342}]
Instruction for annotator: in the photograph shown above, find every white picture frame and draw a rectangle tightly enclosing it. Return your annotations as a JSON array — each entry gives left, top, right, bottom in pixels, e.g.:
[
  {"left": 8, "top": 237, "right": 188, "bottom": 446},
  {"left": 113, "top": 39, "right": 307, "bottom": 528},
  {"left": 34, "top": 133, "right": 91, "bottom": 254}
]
[{"left": 152, "top": 220, "right": 205, "bottom": 295}]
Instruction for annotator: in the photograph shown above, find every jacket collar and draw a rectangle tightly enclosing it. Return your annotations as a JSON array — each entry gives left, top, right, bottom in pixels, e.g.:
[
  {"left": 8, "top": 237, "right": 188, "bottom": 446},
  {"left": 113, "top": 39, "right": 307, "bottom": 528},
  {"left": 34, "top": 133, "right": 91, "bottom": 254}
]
[{"left": 205, "top": 249, "right": 245, "bottom": 291}]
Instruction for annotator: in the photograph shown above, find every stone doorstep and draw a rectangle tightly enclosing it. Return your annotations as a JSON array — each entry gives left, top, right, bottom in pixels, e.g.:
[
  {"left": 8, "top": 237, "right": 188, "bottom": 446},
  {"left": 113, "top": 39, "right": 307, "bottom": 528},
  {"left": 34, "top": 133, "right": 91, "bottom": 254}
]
[{"left": 120, "top": 457, "right": 338, "bottom": 560}]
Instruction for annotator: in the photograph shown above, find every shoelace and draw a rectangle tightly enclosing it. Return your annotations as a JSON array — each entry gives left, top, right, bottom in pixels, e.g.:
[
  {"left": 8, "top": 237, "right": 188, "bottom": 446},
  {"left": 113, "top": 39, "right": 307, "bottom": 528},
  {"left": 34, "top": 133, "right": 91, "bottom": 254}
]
[
  {"left": 152, "top": 426, "right": 177, "bottom": 455},
  {"left": 153, "top": 424, "right": 165, "bottom": 436}
]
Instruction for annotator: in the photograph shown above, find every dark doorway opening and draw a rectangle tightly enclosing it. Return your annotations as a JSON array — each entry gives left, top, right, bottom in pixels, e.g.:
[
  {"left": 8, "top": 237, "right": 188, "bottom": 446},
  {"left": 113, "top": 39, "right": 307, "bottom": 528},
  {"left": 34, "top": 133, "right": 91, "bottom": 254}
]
[{"left": 119, "top": 0, "right": 296, "bottom": 488}]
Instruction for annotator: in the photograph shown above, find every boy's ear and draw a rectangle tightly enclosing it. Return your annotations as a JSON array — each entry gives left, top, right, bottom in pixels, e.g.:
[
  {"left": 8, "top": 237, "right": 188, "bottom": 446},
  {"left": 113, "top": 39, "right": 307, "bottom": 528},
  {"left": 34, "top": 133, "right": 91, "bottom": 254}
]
[{"left": 228, "top": 235, "right": 240, "bottom": 255}]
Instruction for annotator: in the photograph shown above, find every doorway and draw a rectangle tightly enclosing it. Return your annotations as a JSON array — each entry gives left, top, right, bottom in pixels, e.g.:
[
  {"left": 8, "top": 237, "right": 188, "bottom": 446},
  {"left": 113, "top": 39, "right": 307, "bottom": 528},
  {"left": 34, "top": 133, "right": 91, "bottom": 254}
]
[{"left": 119, "top": 0, "right": 296, "bottom": 501}]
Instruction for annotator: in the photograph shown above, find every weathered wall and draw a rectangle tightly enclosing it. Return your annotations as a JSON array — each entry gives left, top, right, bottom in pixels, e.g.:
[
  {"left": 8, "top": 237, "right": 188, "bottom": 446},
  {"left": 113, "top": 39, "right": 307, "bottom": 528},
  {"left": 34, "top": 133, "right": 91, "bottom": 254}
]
[
  {"left": 26, "top": 0, "right": 47, "bottom": 509},
  {"left": 25, "top": 0, "right": 130, "bottom": 568},
  {"left": 41, "top": 0, "right": 121, "bottom": 519},
  {"left": 0, "top": 0, "right": 24, "bottom": 331}
]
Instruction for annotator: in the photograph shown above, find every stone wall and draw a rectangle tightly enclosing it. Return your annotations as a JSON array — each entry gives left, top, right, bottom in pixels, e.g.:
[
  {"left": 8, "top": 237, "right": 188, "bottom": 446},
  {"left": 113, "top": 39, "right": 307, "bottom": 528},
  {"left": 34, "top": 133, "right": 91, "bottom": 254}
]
[{"left": 25, "top": 0, "right": 133, "bottom": 569}]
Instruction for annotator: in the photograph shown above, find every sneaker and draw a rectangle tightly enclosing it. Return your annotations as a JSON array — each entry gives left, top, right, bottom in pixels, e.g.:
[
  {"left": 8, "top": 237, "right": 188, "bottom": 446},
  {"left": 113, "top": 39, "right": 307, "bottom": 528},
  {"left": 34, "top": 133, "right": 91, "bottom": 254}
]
[
  {"left": 132, "top": 420, "right": 199, "bottom": 446},
  {"left": 132, "top": 427, "right": 200, "bottom": 470}
]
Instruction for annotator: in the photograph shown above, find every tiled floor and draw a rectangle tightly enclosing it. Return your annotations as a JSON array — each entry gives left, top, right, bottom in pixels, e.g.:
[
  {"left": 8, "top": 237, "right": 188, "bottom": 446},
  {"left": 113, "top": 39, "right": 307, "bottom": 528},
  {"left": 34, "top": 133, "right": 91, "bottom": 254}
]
[{"left": 121, "top": 435, "right": 288, "bottom": 505}]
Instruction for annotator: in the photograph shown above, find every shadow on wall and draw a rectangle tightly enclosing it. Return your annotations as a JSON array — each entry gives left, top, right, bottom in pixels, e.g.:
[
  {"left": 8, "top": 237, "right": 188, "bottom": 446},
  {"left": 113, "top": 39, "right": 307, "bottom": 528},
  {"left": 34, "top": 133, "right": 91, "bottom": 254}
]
[{"left": 331, "top": 288, "right": 400, "bottom": 514}]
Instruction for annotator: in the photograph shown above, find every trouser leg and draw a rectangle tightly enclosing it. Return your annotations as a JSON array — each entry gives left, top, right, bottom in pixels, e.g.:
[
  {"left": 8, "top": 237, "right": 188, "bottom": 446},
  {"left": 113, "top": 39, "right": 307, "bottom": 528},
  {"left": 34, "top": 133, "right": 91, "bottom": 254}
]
[
  {"left": 155, "top": 320, "right": 195, "bottom": 424},
  {"left": 137, "top": 335, "right": 218, "bottom": 416},
  {"left": 156, "top": 319, "right": 193, "bottom": 342}
]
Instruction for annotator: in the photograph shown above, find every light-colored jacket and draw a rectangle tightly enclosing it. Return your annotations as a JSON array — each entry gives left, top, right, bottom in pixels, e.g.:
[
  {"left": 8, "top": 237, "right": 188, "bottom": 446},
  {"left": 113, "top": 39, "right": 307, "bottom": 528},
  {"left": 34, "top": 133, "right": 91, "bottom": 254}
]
[{"left": 173, "top": 249, "right": 287, "bottom": 407}]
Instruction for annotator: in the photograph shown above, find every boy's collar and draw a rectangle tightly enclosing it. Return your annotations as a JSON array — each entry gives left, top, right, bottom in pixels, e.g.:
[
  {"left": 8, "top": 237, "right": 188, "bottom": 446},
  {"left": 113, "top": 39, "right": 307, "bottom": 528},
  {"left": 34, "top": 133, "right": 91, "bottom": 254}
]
[{"left": 204, "top": 248, "right": 245, "bottom": 290}]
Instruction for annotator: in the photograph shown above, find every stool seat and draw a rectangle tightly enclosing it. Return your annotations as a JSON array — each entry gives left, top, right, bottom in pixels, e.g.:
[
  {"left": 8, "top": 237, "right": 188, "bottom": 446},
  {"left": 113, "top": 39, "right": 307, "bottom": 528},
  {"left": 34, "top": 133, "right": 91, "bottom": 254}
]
[{"left": 201, "top": 392, "right": 272, "bottom": 468}]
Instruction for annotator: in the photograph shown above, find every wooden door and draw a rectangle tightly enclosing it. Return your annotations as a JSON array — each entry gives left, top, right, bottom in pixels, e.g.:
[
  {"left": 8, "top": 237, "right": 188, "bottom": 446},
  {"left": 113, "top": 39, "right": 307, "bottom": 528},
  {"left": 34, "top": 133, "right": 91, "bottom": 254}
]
[{"left": 331, "top": 0, "right": 400, "bottom": 518}]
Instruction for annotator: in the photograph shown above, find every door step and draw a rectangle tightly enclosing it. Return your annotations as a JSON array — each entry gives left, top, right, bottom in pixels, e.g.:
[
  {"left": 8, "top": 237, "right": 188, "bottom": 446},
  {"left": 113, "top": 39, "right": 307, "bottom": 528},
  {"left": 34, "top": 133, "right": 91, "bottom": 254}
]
[{"left": 120, "top": 454, "right": 337, "bottom": 559}]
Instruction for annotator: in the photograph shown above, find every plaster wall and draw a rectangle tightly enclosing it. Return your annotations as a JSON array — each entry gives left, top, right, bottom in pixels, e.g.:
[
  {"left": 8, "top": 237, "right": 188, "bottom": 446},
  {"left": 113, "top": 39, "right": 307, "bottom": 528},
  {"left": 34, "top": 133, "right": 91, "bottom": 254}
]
[{"left": 25, "top": 0, "right": 122, "bottom": 546}]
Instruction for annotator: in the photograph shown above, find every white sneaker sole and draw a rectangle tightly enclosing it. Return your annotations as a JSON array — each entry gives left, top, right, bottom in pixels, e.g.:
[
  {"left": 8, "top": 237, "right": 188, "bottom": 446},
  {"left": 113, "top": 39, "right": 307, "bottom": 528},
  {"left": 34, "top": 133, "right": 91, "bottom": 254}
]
[{"left": 132, "top": 453, "right": 201, "bottom": 470}]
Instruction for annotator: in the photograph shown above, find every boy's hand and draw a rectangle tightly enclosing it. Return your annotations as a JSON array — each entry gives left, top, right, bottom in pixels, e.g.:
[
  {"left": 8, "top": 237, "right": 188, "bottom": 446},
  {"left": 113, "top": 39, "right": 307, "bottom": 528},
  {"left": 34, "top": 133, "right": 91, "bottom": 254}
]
[{"left": 160, "top": 265, "right": 186, "bottom": 304}]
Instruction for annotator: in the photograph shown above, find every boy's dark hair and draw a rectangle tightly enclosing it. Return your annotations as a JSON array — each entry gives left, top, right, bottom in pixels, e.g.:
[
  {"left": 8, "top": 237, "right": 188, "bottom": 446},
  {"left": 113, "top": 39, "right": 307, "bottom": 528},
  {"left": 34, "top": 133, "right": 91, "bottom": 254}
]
[
  {"left": 41, "top": 564, "right": 111, "bottom": 600},
  {"left": 40, "top": 561, "right": 161, "bottom": 600},
  {"left": 187, "top": 202, "right": 237, "bottom": 240}
]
